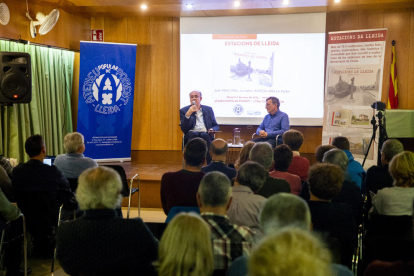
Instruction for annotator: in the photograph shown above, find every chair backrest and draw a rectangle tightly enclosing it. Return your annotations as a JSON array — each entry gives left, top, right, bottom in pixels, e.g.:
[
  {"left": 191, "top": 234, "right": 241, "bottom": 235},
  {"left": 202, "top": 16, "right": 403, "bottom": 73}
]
[
  {"left": 103, "top": 165, "right": 129, "bottom": 197},
  {"left": 145, "top": 222, "right": 168, "bottom": 240},
  {"left": 67, "top": 178, "right": 79, "bottom": 193},
  {"left": 367, "top": 214, "right": 413, "bottom": 239},
  {"left": 13, "top": 189, "right": 59, "bottom": 238},
  {"left": 165, "top": 206, "right": 200, "bottom": 223},
  {"left": 366, "top": 237, "right": 414, "bottom": 263}
]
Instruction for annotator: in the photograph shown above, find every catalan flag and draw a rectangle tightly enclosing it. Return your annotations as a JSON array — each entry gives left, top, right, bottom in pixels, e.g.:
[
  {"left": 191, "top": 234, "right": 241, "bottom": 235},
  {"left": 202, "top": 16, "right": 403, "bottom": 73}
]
[{"left": 387, "top": 40, "right": 398, "bottom": 109}]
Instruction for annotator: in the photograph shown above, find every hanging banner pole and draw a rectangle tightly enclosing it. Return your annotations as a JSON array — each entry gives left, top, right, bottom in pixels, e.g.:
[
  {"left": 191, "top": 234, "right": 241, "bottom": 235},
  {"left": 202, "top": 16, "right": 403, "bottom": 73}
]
[{"left": 77, "top": 41, "right": 137, "bottom": 161}]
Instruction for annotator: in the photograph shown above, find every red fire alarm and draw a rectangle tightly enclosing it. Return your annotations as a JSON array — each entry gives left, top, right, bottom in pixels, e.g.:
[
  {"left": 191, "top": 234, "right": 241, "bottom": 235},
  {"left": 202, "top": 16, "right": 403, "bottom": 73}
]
[{"left": 91, "top": 30, "right": 104, "bottom": 42}]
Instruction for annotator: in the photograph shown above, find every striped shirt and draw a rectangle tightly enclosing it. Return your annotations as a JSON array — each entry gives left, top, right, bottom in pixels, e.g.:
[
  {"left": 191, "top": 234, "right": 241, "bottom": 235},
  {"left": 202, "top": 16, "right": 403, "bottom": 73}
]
[{"left": 201, "top": 213, "right": 255, "bottom": 270}]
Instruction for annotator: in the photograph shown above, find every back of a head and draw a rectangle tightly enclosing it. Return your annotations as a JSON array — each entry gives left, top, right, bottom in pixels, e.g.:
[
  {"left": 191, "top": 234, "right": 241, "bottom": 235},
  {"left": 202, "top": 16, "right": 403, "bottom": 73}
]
[
  {"left": 315, "top": 145, "right": 336, "bottom": 163},
  {"left": 158, "top": 213, "right": 213, "bottom": 276},
  {"left": 282, "top": 130, "right": 304, "bottom": 151},
  {"left": 25, "top": 134, "right": 45, "bottom": 158},
  {"left": 198, "top": 171, "right": 231, "bottom": 207},
  {"left": 184, "top": 138, "right": 207, "bottom": 167},
  {"left": 273, "top": 144, "right": 293, "bottom": 172},
  {"left": 322, "top": 149, "right": 349, "bottom": 173},
  {"left": 381, "top": 139, "right": 404, "bottom": 162},
  {"left": 76, "top": 166, "right": 122, "bottom": 210},
  {"left": 210, "top": 138, "right": 228, "bottom": 156},
  {"left": 64, "top": 132, "right": 84, "bottom": 154},
  {"left": 308, "top": 163, "right": 344, "bottom": 200},
  {"left": 389, "top": 151, "right": 414, "bottom": 188},
  {"left": 260, "top": 193, "right": 311, "bottom": 234},
  {"left": 237, "top": 161, "right": 267, "bottom": 192},
  {"left": 235, "top": 141, "right": 255, "bottom": 169},
  {"left": 331, "top": 136, "right": 350, "bottom": 151},
  {"left": 249, "top": 228, "right": 332, "bottom": 276},
  {"left": 249, "top": 142, "right": 273, "bottom": 169}
]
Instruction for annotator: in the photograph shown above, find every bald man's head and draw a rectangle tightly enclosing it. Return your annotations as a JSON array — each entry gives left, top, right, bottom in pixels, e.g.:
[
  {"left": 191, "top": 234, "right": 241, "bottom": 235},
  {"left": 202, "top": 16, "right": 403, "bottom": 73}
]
[{"left": 210, "top": 139, "right": 228, "bottom": 157}]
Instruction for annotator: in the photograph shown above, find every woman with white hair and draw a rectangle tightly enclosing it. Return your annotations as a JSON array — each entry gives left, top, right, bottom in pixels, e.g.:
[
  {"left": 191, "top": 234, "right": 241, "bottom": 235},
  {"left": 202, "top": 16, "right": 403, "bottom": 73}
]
[
  {"left": 56, "top": 166, "right": 158, "bottom": 276},
  {"left": 54, "top": 132, "right": 98, "bottom": 179}
]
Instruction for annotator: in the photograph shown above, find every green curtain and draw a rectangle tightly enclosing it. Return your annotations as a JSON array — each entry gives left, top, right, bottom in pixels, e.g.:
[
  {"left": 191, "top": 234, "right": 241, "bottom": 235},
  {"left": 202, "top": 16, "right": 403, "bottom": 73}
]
[{"left": 0, "top": 40, "right": 74, "bottom": 163}]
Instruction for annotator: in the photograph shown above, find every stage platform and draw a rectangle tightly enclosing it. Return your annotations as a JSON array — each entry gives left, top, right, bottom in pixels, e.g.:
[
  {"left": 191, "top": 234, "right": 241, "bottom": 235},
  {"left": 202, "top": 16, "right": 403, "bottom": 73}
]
[{"left": 99, "top": 161, "right": 183, "bottom": 209}]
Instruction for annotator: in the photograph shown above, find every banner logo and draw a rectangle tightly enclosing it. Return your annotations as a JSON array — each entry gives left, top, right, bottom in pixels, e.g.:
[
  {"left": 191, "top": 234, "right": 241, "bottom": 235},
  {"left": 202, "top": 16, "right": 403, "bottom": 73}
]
[
  {"left": 233, "top": 104, "right": 244, "bottom": 115},
  {"left": 82, "top": 62, "right": 132, "bottom": 115}
]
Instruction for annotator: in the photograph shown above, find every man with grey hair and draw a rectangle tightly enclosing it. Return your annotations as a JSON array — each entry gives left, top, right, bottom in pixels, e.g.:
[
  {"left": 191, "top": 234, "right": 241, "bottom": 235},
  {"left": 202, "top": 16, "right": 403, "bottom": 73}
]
[
  {"left": 202, "top": 138, "right": 237, "bottom": 180},
  {"left": 300, "top": 149, "right": 363, "bottom": 224},
  {"left": 57, "top": 166, "right": 158, "bottom": 276},
  {"left": 180, "top": 90, "right": 219, "bottom": 164},
  {"left": 249, "top": 142, "right": 290, "bottom": 198},
  {"left": 365, "top": 139, "right": 404, "bottom": 207},
  {"left": 227, "top": 161, "right": 267, "bottom": 232},
  {"left": 54, "top": 132, "right": 98, "bottom": 179},
  {"left": 197, "top": 171, "right": 255, "bottom": 270},
  {"left": 227, "top": 193, "right": 353, "bottom": 276}
]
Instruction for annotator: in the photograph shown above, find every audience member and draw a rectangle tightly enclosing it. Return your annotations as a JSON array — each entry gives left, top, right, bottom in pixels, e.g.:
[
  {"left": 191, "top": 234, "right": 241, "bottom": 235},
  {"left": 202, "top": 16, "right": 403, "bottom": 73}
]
[
  {"left": 365, "top": 139, "right": 404, "bottom": 209},
  {"left": 283, "top": 130, "right": 310, "bottom": 181},
  {"left": 332, "top": 136, "right": 366, "bottom": 189},
  {"left": 307, "top": 163, "right": 357, "bottom": 267},
  {"left": 372, "top": 151, "right": 414, "bottom": 216},
  {"left": 0, "top": 166, "right": 13, "bottom": 200},
  {"left": 363, "top": 260, "right": 414, "bottom": 276},
  {"left": 12, "top": 135, "right": 74, "bottom": 255},
  {"left": 57, "top": 166, "right": 158, "bottom": 276},
  {"left": 249, "top": 142, "right": 290, "bottom": 198},
  {"left": 160, "top": 137, "right": 206, "bottom": 215},
  {"left": 234, "top": 141, "right": 255, "bottom": 170},
  {"left": 54, "top": 132, "right": 98, "bottom": 179},
  {"left": 156, "top": 213, "right": 213, "bottom": 276},
  {"left": 197, "top": 172, "right": 255, "bottom": 270},
  {"left": 0, "top": 156, "right": 13, "bottom": 178},
  {"left": 227, "top": 193, "right": 353, "bottom": 276},
  {"left": 0, "top": 188, "right": 25, "bottom": 276},
  {"left": 270, "top": 145, "right": 302, "bottom": 195},
  {"left": 202, "top": 138, "right": 237, "bottom": 181},
  {"left": 248, "top": 228, "right": 333, "bottom": 276},
  {"left": 227, "top": 161, "right": 267, "bottom": 233},
  {"left": 315, "top": 144, "right": 336, "bottom": 163}
]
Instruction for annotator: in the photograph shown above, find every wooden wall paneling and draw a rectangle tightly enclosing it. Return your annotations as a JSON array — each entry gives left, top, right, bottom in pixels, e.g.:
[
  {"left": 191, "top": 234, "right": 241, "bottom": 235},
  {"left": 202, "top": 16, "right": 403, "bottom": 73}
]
[
  {"left": 409, "top": 10, "right": 414, "bottom": 109},
  {"left": 358, "top": 9, "right": 384, "bottom": 29},
  {"left": 149, "top": 17, "right": 173, "bottom": 150},
  {"left": 91, "top": 18, "right": 105, "bottom": 29},
  {"left": 172, "top": 17, "right": 182, "bottom": 150},
  {"left": 339, "top": 10, "right": 359, "bottom": 31},
  {"left": 67, "top": 13, "right": 91, "bottom": 50},
  {"left": 104, "top": 18, "right": 128, "bottom": 43},
  {"left": 382, "top": 9, "right": 411, "bottom": 109},
  {"left": 72, "top": 52, "right": 80, "bottom": 131},
  {"left": 128, "top": 17, "right": 152, "bottom": 151}
]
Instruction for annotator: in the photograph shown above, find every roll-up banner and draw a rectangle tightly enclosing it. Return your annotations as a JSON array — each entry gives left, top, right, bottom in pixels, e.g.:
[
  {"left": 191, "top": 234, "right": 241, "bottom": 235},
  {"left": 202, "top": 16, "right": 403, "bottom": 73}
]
[
  {"left": 322, "top": 29, "right": 387, "bottom": 168},
  {"left": 77, "top": 41, "right": 137, "bottom": 161}
]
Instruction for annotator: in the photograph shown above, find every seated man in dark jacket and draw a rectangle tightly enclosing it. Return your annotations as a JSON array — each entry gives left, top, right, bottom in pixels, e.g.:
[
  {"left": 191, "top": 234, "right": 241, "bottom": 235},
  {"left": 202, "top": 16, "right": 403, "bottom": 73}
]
[
  {"left": 57, "top": 166, "right": 158, "bottom": 276},
  {"left": 202, "top": 138, "right": 237, "bottom": 181},
  {"left": 12, "top": 134, "right": 74, "bottom": 255}
]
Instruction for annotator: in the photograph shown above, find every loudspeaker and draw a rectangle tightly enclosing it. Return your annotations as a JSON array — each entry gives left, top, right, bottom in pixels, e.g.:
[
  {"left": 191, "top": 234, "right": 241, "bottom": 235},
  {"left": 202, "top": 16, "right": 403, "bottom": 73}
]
[{"left": 0, "top": 52, "right": 32, "bottom": 104}]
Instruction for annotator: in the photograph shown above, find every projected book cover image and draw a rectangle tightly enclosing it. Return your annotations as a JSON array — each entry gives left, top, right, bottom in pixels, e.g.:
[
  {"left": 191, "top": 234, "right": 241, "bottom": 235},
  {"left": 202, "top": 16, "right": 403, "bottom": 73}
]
[
  {"left": 325, "top": 65, "right": 381, "bottom": 106},
  {"left": 330, "top": 108, "right": 373, "bottom": 128},
  {"left": 228, "top": 51, "right": 274, "bottom": 87}
]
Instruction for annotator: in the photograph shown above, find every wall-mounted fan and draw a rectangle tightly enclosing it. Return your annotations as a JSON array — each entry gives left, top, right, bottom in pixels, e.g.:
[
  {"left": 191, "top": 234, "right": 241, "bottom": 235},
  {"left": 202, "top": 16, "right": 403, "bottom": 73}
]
[
  {"left": 26, "top": 0, "right": 59, "bottom": 38},
  {"left": 0, "top": 3, "right": 10, "bottom": 25}
]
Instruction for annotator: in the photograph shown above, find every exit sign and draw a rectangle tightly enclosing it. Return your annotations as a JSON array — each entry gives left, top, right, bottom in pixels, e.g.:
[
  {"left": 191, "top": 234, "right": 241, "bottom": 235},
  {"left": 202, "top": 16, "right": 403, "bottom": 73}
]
[{"left": 91, "top": 29, "right": 104, "bottom": 41}]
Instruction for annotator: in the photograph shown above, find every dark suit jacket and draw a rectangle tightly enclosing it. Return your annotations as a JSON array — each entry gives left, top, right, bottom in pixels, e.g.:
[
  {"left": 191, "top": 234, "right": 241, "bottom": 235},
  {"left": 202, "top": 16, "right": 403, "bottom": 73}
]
[
  {"left": 257, "top": 174, "right": 291, "bottom": 198},
  {"left": 57, "top": 209, "right": 158, "bottom": 276},
  {"left": 365, "top": 164, "right": 393, "bottom": 210},
  {"left": 180, "top": 105, "right": 219, "bottom": 134},
  {"left": 202, "top": 162, "right": 237, "bottom": 181}
]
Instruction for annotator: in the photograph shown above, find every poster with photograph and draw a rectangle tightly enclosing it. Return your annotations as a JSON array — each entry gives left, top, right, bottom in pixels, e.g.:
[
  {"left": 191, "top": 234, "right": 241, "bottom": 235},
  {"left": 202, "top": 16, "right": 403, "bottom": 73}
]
[{"left": 322, "top": 29, "right": 387, "bottom": 168}]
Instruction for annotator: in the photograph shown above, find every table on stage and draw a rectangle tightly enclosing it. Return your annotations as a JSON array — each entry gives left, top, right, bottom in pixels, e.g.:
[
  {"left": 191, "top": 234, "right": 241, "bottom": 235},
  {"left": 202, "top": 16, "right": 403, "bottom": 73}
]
[{"left": 226, "top": 143, "right": 243, "bottom": 165}]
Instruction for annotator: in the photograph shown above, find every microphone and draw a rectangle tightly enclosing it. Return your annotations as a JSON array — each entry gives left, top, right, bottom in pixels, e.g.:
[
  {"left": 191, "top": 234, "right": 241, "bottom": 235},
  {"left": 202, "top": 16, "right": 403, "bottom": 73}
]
[{"left": 192, "top": 101, "right": 195, "bottom": 105}]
